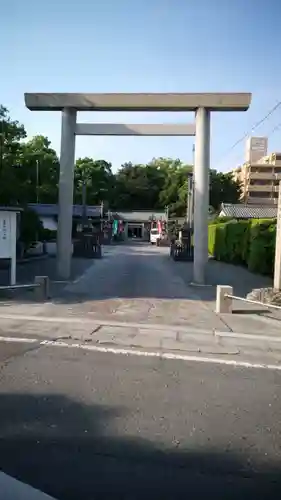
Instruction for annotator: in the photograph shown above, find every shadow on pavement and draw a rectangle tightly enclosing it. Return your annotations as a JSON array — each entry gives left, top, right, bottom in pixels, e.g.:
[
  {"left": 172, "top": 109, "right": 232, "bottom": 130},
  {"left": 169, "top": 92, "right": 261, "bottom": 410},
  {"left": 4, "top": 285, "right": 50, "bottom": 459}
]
[{"left": 0, "top": 393, "right": 280, "bottom": 500}]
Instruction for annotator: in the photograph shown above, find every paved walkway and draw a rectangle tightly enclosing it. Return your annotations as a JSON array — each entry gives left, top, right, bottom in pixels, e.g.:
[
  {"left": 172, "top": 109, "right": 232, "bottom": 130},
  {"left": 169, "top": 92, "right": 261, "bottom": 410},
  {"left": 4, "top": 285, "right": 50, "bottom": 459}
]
[
  {"left": 0, "top": 243, "right": 280, "bottom": 334},
  {"left": 0, "top": 242, "right": 280, "bottom": 366},
  {"left": 1, "top": 244, "right": 228, "bottom": 330}
]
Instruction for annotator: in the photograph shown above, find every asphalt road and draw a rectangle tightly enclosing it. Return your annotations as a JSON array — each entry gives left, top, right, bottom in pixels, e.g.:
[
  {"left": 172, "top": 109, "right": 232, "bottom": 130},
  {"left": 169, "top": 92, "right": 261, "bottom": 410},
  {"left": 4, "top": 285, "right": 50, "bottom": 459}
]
[{"left": 0, "top": 341, "right": 281, "bottom": 500}]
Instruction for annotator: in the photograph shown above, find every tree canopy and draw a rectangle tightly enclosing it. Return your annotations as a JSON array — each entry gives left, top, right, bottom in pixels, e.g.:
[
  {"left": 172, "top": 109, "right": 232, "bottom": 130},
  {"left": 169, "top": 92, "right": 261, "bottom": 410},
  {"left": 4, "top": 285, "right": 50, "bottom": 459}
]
[{"left": 0, "top": 106, "right": 241, "bottom": 215}]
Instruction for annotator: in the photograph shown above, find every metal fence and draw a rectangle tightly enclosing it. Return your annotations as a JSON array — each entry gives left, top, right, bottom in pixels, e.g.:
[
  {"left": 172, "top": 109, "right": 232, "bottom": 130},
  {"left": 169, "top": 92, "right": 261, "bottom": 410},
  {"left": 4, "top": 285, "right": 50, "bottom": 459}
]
[{"left": 225, "top": 293, "right": 281, "bottom": 311}]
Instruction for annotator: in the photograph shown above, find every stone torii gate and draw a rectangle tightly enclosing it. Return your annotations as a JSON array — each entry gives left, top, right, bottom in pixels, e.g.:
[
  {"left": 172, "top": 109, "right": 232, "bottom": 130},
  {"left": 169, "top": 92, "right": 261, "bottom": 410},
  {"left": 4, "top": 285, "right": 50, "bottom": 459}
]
[{"left": 24, "top": 92, "right": 251, "bottom": 283}]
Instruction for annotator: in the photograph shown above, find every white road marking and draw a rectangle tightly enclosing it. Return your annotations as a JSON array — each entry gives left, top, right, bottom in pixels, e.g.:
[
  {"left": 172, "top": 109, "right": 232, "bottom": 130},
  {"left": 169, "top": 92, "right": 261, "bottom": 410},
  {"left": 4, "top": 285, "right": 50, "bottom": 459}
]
[
  {"left": 216, "top": 331, "right": 281, "bottom": 342},
  {"left": 1, "top": 335, "right": 281, "bottom": 371},
  {"left": 0, "top": 336, "right": 38, "bottom": 343}
]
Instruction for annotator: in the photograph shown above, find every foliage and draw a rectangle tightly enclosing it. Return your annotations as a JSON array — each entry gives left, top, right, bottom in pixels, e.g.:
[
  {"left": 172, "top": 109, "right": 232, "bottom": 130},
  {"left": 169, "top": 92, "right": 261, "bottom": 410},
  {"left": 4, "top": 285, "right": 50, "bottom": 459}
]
[
  {"left": 74, "top": 158, "right": 114, "bottom": 205},
  {"left": 209, "top": 170, "right": 241, "bottom": 210},
  {"left": 0, "top": 105, "right": 26, "bottom": 205},
  {"left": 19, "top": 208, "right": 44, "bottom": 249},
  {"left": 18, "top": 135, "right": 60, "bottom": 204},
  {"left": 40, "top": 228, "right": 57, "bottom": 242},
  {"left": 208, "top": 218, "right": 277, "bottom": 275},
  {"left": 209, "top": 216, "right": 235, "bottom": 225},
  {"left": 247, "top": 220, "right": 276, "bottom": 275}
]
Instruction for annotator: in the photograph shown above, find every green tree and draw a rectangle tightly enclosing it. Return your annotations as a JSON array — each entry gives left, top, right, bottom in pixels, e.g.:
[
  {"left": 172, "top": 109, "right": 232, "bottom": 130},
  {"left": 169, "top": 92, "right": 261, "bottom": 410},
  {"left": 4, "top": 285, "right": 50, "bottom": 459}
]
[
  {"left": 74, "top": 158, "right": 115, "bottom": 205},
  {"left": 0, "top": 105, "right": 26, "bottom": 205},
  {"left": 18, "top": 135, "right": 59, "bottom": 204},
  {"left": 113, "top": 162, "right": 161, "bottom": 210},
  {"left": 112, "top": 158, "right": 191, "bottom": 212},
  {"left": 209, "top": 170, "right": 241, "bottom": 210},
  {"left": 156, "top": 158, "right": 192, "bottom": 216}
]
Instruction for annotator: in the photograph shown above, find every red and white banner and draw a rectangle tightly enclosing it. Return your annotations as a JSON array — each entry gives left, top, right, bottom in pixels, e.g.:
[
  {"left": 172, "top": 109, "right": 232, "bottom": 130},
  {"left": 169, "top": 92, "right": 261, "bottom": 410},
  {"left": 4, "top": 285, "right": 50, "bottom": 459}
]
[{"left": 157, "top": 220, "right": 162, "bottom": 234}]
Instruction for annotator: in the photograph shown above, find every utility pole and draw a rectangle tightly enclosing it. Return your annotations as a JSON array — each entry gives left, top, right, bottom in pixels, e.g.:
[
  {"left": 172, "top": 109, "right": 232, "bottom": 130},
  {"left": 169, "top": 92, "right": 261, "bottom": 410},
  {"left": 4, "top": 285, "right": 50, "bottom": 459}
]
[
  {"left": 36, "top": 159, "right": 39, "bottom": 204},
  {"left": 192, "top": 143, "right": 195, "bottom": 167},
  {"left": 100, "top": 200, "right": 104, "bottom": 234},
  {"left": 0, "top": 118, "right": 3, "bottom": 173},
  {"left": 187, "top": 143, "right": 195, "bottom": 227},
  {"left": 186, "top": 172, "right": 193, "bottom": 227},
  {"left": 82, "top": 179, "right": 87, "bottom": 227},
  {"left": 274, "top": 181, "right": 281, "bottom": 290}
]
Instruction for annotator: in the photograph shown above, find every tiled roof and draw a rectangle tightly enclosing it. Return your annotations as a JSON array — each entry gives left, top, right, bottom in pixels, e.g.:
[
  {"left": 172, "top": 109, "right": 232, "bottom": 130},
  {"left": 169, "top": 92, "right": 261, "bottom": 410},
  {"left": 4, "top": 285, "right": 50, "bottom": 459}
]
[
  {"left": 0, "top": 206, "right": 23, "bottom": 212},
  {"left": 28, "top": 205, "right": 167, "bottom": 222},
  {"left": 115, "top": 210, "right": 166, "bottom": 222},
  {"left": 28, "top": 204, "right": 102, "bottom": 217},
  {"left": 220, "top": 203, "right": 277, "bottom": 219}
]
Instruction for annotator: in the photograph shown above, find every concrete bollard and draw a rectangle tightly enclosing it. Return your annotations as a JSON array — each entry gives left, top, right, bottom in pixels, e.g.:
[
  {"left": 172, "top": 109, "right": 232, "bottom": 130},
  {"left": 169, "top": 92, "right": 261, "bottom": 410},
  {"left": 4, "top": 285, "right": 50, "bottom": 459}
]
[
  {"left": 216, "top": 285, "right": 233, "bottom": 314},
  {"left": 34, "top": 276, "right": 50, "bottom": 301}
]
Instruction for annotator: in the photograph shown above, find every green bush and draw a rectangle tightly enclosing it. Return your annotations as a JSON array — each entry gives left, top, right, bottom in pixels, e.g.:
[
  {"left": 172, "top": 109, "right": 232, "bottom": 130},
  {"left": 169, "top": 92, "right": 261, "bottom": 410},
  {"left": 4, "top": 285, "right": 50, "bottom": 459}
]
[
  {"left": 40, "top": 228, "right": 57, "bottom": 242},
  {"left": 225, "top": 220, "right": 249, "bottom": 264},
  {"left": 209, "top": 216, "right": 234, "bottom": 225},
  {"left": 208, "top": 218, "right": 277, "bottom": 276},
  {"left": 247, "top": 219, "right": 276, "bottom": 274},
  {"left": 19, "top": 208, "right": 44, "bottom": 250},
  {"left": 208, "top": 224, "right": 217, "bottom": 255}
]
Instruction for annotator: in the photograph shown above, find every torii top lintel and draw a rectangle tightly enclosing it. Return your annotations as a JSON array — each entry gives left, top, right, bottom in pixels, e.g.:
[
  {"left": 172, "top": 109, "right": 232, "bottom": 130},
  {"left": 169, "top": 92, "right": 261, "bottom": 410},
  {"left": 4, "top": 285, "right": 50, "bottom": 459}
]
[{"left": 24, "top": 92, "right": 251, "bottom": 112}]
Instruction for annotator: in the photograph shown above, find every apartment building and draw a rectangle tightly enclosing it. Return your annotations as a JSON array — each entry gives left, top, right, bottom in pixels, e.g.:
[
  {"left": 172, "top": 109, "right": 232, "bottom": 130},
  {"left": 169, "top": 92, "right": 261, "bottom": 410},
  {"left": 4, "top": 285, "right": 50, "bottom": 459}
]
[{"left": 232, "top": 137, "right": 281, "bottom": 205}]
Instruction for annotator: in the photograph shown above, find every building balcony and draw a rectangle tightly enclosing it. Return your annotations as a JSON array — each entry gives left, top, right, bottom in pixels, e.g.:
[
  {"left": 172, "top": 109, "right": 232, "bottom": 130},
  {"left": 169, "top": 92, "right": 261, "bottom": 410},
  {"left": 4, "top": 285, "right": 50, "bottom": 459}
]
[
  {"left": 249, "top": 163, "right": 273, "bottom": 168},
  {"left": 249, "top": 172, "right": 281, "bottom": 180},
  {"left": 248, "top": 184, "right": 274, "bottom": 192},
  {"left": 250, "top": 172, "right": 274, "bottom": 180},
  {"left": 247, "top": 196, "right": 278, "bottom": 205}
]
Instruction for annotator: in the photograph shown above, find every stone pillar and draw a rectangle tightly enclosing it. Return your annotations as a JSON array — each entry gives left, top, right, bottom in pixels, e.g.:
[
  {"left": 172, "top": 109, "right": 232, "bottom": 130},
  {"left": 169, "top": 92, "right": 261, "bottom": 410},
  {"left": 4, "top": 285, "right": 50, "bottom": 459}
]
[
  {"left": 216, "top": 285, "right": 233, "bottom": 314},
  {"left": 57, "top": 108, "right": 77, "bottom": 279},
  {"left": 193, "top": 107, "right": 210, "bottom": 284},
  {"left": 34, "top": 276, "right": 50, "bottom": 301}
]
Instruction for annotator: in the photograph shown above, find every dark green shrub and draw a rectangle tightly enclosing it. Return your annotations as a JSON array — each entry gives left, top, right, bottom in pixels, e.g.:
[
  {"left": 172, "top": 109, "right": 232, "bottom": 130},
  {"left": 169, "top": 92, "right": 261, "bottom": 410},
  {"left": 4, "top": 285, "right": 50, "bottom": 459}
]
[
  {"left": 214, "top": 223, "right": 228, "bottom": 261},
  {"left": 247, "top": 219, "right": 276, "bottom": 274},
  {"left": 40, "top": 228, "right": 57, "bottom": 241},
  {"left": 208, "top": 218, "right": 277, "bottom": 276},
  {"left": 209, "top": 216, "right": 234, "bottom": 225},
  {"left": 208, "top": 224, "right": 217, "bottom": 255},
  {"left": 224, "top": 220, "right": 249, "bottom": 264},
  {"left": 19, "top": 208, "right": 44, "bottom": 250}
]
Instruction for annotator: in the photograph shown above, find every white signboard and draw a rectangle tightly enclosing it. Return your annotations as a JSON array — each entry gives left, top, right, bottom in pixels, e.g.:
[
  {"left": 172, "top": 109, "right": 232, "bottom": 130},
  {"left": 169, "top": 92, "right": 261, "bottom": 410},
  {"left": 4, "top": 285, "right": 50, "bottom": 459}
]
[
  {"left": 0, "top": 213, "right": 11, "bottom": 258},
  {"left": 0, "top": 211, "right": 17, "bottom": 284}
]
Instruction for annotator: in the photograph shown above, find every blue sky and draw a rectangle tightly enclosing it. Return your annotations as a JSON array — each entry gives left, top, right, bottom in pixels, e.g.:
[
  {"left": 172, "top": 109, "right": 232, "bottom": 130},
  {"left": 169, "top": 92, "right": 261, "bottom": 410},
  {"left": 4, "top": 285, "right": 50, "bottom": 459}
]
[{"left": 2, "top": 0, "right": 281, "bottom": 172}]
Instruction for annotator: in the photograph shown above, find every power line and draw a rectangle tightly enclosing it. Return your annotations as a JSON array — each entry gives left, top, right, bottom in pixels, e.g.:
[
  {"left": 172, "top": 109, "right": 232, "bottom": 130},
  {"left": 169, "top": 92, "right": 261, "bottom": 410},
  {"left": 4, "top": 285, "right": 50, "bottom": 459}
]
[
  {"left": 268, "top": 121, "right": 281, "bottom": 137},
  {"left": 217, "top": 100, "right": 281, "bottom": 167}
]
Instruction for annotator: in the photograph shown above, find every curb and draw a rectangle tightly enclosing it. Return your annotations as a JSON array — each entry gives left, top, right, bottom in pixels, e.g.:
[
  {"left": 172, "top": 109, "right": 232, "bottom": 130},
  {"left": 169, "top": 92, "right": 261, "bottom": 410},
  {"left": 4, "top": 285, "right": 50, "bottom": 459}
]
[
  {"left": 17, "top": 254, "right": 49, "bottom": 265},
  {"left": 0, "top": 312, "right": 215, "bottom": 335},
  {"left": 0, "top": 472, "right": 56, "bottom": 499},
  {"left": 215, "top": 330, "right": 281, "bottom": 342},
  {"left": 0, "top": 313, "right": 280, "bottom": 343}
]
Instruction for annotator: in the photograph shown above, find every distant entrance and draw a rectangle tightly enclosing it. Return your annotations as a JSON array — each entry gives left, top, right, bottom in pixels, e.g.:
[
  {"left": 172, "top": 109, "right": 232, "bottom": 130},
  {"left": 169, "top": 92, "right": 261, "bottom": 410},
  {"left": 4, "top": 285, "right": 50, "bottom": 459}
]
[{"left": 128, "top": 223, "right": 143, "bottom": 239}]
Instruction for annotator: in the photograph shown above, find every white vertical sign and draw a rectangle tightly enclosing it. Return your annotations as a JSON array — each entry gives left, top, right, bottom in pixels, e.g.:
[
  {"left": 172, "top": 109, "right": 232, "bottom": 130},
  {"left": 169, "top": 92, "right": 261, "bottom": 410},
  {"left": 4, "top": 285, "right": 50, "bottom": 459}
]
[
  {"left": 0, "top": 213, "right": 11, "bottom": 258},
  {"left": 274, "top": 182, "right": 281, "bottom": 290},
  {"left": 0, "top": 211, "right": 17, "bottom": 285}
]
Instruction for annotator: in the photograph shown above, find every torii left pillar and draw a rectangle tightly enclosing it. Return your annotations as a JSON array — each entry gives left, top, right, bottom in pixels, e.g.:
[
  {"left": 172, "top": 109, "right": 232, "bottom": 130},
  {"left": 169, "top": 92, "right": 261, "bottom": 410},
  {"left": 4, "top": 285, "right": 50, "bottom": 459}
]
[{"left": 57, "top": 107, "right": 77, "bottom": 279}]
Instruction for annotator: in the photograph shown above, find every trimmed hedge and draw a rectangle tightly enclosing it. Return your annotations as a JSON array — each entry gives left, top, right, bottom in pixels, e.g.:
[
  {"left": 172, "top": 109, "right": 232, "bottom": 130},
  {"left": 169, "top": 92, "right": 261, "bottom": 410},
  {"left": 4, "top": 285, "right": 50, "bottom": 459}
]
[{"left": 208, "top": 218, "right": 276, "bottom": 275}]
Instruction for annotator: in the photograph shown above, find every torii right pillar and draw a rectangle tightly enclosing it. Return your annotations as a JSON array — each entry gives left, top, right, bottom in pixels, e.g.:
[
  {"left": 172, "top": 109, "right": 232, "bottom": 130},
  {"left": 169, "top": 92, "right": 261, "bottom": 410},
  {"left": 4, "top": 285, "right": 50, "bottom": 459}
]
[{"left": 193, "top": 107, "right": 210, "bottom": 284}]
